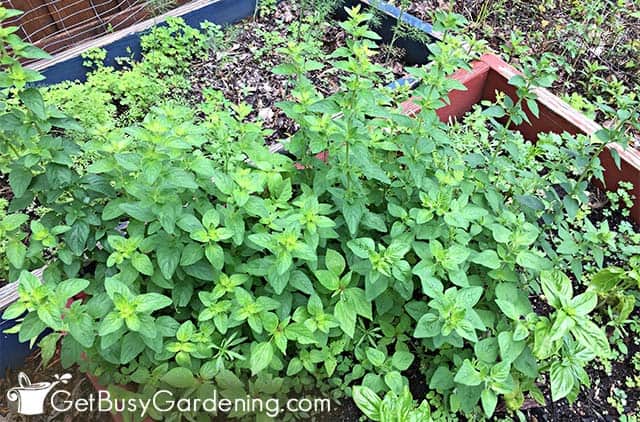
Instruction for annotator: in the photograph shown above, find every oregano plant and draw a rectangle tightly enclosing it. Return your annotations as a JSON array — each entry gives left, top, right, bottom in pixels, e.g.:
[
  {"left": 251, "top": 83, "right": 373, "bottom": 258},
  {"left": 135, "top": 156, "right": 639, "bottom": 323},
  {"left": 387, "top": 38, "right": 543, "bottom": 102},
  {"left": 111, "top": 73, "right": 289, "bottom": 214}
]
[{"left": 0, "top": 5, "right": 632, "bottom": 421}]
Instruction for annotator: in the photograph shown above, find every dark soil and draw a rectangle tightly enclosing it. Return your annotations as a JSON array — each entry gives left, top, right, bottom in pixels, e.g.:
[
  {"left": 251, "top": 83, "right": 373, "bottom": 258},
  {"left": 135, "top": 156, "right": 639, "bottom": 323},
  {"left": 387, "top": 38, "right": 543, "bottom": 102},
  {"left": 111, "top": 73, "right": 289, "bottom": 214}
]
[
  {"left": 407, "top": 0, "right": 640, "bottom": 91},
  {"left": 407, "top": 0, "right": 640, "bottom": 146},
  {"left": 187, "top": 0, "right": 406, "bottom": 144},
  {"left": 519, "top": 185, "right": 640, "bottom": 421},
  {"left": 525, "top": 319, "right": 640, "bottom": 422}
]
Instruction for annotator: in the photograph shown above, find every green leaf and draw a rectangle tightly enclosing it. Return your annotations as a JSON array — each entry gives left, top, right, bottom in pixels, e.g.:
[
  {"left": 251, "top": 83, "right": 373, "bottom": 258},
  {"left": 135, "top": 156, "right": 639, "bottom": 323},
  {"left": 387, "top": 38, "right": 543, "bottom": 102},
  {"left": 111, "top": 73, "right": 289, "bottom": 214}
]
[
  {"left": 384, "top": 371, "right": 403, "bottom": 395},
  {"left": 161, "top": 367, "right": 197, "bottom": 389},
  {"left": 120, "top": 332, "right": 146, "bottom": 364},
  {"left": 454, "top": 360, "right": 483, "bottom": 386},
  {"left": 414, "top": 313, "right": 441, "bottom": 338},
  {"left": 342, "top": 202, "right": 364, "bottom": 235},
  {"left": 482, "top": 105, "right": 506, "bottom": 118},
  {"left": 498, "top": 331, "right": 525, "bottom": 363},
  {"left": 250, "top": 342, "right": 274, "bottom": 375},
  {"left": 57, "top": 278, "right": 90, "bottom": 300},
  {"left": 572, "top": 318, "right": 611, "bottom": 357},
  {"left": 475, "top": 337, "right": 499, "bottom": 363},
  {"left": 540, "top": 270, "right": 573, "bottom": 309},
  {"left": 6, "top": 240, "right": 26, "bottom": 268},
  {"left": 19, "top": 88, "right": 47, "bottom": 120},
  {"left": 315, "top": 270, "right": 339, "bottom": 291},
  {"left": 391, "top": 350, "right": 414, "bottom": 371},
  {"left": 119, "top": 202, "right": 154, "bottom": 222},
  {"left": 516, "top": 250, "right": 551, "bottom": 271},
  {"left": 491, "top": 224, "right": 512, "bottom": 243},
  {"left": 569, "top": 291, "right": 597, "bottom": 316},
  {"left": 65, "top": 221, "right": 90, "bottom": 256},
  {"left": 67, "top": 311, "right": 95, "bottom": 348},
  {"left": 343, "top": 287, "right": 371, "bottom": 319},
  {"left": 177, "top": 214, "right": 204, "bottom": 232},
  {"left": 136, "top": 293, "right": 173, "bottom": 313},
  {"left": 176, "top": 321, "right": 195, "bottom": 342},
  {"left": 325, "top": 249, "right": 345, "bottom": 275},
  {"left": 481, "top": 389, "right": 498, "bottom": 417},
  {"left": 347, "top": 238, "right": 374, "bottom": 259},
  {"left": 471, "top": 250, "right": 501, "bottom": 269},
  {"left": 9, "top": 167, "right": 32, "bottom": 198},
  {"left": 157, "top": 244, "right": 180, "bottom": 279},
  {"left": 429, "top": 366, "right": 455, "bottom": 391},
  {"left": 39, "top": 333, "right": 61, "bottom": 366},
  {"left": 18, "top": 313, "right": 47, "bottom": 343},
  {"left": 132, "top": 252, "right": 154, "bottom": 276},
  {"left": 2, "top": 213, "right": 28, "bottom": 231},
  {"left": 550, "top": 362, "right": 574, "bottom": 401},
  {"left": 2, "top": 301, "right": 26, "bottom": 320},
  {"left": 352, "top": 386, "right": 382, "bottom": 421},
  {"left": 457, "top": 286, "right": 483, "bottom": 308},
  {"left": 366, "top": 347, "right": 386, "bottom": 367},
  {"left": 99, "top": 312, "right": 124, "bottom": 336},
  {"left": 334, "top": 298, "right": 356, "bottom": 338},
  {"left": 180, "top": 243, "right": 204, "bottom": 266}
]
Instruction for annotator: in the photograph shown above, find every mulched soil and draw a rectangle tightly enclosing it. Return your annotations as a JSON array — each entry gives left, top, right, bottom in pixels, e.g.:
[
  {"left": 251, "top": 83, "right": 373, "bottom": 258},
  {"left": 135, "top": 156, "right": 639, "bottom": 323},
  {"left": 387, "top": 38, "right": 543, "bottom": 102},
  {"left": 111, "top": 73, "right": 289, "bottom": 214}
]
[
  {"left": 407, "top": 0, "right": 640, "bottom": 146},
  {"left": 523, "top": 309, "right": 640, "bottom": 422},
  {"left": 516, "top": 184, "right": 640, "bottom": 420},
  {"left": 187, "top": 0, "right": 406, "bottom": 144},
  {"left": 407, "top": 0, "right": 640, "bottom": 91}
]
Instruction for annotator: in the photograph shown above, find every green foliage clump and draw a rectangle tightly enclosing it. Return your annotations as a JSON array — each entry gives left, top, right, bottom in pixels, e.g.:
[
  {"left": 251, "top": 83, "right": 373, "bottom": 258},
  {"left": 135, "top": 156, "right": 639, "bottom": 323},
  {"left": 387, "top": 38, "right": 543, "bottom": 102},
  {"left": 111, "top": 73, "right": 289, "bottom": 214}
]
[{"left": 1, "top": 4, "right": 639, "bottom": 421}]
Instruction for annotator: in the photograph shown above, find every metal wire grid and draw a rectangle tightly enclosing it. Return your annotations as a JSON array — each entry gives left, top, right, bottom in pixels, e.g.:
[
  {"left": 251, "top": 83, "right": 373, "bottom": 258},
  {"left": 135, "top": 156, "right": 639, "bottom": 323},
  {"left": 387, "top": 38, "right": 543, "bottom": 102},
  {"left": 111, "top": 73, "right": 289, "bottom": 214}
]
[{"left": 1, "top": 0, "right": 185, "bottom": 56}]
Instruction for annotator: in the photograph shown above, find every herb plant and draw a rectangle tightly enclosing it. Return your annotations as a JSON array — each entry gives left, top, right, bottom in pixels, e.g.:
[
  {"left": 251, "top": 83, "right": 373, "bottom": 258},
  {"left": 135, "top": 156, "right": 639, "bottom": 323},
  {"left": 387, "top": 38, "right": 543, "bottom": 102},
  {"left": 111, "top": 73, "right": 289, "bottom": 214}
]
[{"left": 1, "top": 4, "right": 638, "bottom": 421}]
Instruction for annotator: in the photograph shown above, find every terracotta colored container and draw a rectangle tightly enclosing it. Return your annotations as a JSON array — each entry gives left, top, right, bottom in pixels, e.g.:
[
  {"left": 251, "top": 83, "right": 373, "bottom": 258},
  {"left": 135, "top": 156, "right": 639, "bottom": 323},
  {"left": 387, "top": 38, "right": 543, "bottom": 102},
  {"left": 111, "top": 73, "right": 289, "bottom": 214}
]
[{"left": 401, "top": 53, "right": 640, "bottom": 223}]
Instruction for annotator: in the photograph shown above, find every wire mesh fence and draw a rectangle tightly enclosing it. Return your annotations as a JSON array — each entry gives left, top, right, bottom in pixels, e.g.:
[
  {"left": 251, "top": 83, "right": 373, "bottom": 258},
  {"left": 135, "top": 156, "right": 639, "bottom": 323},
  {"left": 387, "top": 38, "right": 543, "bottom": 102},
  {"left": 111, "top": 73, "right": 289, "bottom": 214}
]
[{"left": 1, "top": 0, "right": 192, "bottom": 58}]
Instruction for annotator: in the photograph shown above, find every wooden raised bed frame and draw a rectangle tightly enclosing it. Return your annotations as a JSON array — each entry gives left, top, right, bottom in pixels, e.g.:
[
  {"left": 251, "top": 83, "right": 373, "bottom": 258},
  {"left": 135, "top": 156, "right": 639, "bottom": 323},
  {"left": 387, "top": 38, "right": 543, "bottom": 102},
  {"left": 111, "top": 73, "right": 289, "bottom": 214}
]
[{"left": 401, "top": 53, "right": 640, "bottom": 224}]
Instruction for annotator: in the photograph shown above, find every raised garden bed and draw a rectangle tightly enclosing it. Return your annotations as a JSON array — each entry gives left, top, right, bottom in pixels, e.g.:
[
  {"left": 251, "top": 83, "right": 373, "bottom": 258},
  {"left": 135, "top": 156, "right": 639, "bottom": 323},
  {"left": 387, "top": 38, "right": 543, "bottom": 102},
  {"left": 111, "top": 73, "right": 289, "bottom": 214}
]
[
  {"left": 2, "top": 1, "right": 640, "bottom": 421},
  {"left": 0, "top": 0, "right": 438, "bottom": 381},
  {"left": 401, "top": 53, "right": 640, "bottom": 224}
]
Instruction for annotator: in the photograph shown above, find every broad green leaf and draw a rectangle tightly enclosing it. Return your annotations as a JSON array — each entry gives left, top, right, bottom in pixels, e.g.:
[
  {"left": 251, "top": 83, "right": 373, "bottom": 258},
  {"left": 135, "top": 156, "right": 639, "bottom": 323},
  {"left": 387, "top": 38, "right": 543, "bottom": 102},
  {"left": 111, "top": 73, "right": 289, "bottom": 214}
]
[
  {"left": 334, "top": 299, "right": 356, "bottom": 338},
  {"left": 366, "top": 347, "right": 386, "bottom": 367},
  {"left": 471, "top": 250, "right": 501, "bottom": 269},
  {"left": 391, "top": 350, "right": 414, "bottom": 371},
  {"left": 9, "top": 167, "right": 32, "bottom": 198},
  {"left": 250, "top": 342, "right": 273, "bottom": 375},
  {"left": 325, "top": 249, "right": 345, "bottom": 275},
  {"left": 161, "top": 367, "right": 197, "bottom": 389},
  {"left": 498, "top": 331, "right": 526, "bottom": 363},
  {"left": 6, "top": 240, "right": 26, "bottom": 268},
  {"left": 429, "top": 366, "right": 455, "bottom": 391},
  {"left": 132, "top": 253, "right": 154, "bottom": 276},
  {"left": 157, "top": 244, "right": 180, "bottom": 279},
  {"left": 516, "top": 250, "right": 552, "bottom": 271},
  {"left": 550, "top": 362, "right": 574, "bottom": 401},
  {"left": 352, "top": 386, "right": 382, "bottom": 421},
  {"left": 454, "top": 360, "right": 483, "bottom": 386},
  {"left": 481, "top": 389, "right": 497, "bottom": 417},
  {"left": 120, "top": 332, "right": 145, "bottom": 364},
  {"left": 540, "top": 270, "right": 573, "bottom": 309},
  {"left": 414, "top": 313, "right": 441, "bottom": 338},
  {"left": 347, "top": 238, "right": 374, "bottom": 259},
  {"left": 65, "top": 221, "right": 89, "bottom": 256},
  {"left": 136, "top": 293, "right": 172, "bottom": 313},
  {"left": 57, "top": 278, "right": 90, "bottom": 300},
  {"left": 2, "top": 213, "right": 28, "bottom": 231}
]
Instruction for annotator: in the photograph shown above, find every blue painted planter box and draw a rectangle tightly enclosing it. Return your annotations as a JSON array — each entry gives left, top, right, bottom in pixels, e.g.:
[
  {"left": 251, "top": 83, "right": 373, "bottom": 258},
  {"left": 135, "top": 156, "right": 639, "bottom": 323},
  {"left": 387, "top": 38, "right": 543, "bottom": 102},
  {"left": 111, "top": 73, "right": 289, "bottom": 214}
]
[
  {"left": 0, "top": 317, "right": 32, "bottom": 373},
  {"left": 4, "top": 0, "right": 438, "bottom": 377}
]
